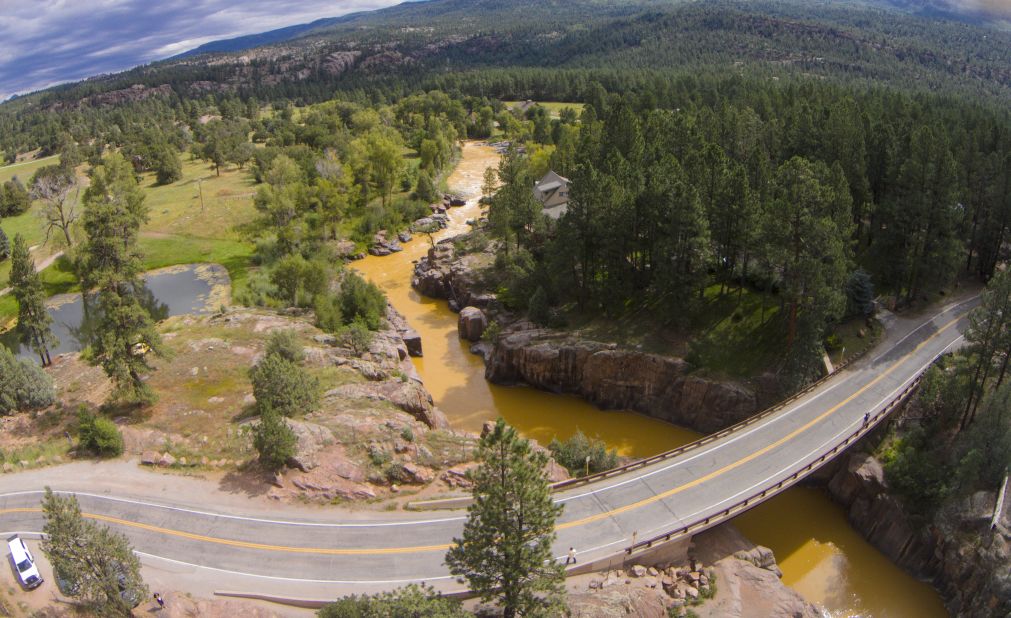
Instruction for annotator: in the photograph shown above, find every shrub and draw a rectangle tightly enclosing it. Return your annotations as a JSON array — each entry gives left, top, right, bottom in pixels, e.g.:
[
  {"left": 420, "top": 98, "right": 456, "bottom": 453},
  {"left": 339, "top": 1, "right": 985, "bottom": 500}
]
[
  {"left": 270, "top": 254, "right": 331, "bottom": 307},
  {"left": 0, "top": 346, "right": 56, "bottom": 414},
  {"left": 76, "top": 408, "right": 124, "bottom": 457},
  {"left": 266, "top": 330, "right": 304, "bottom": 364},
  {"left": 317, "top": 584, "right": 467, "bottom": 618},
  {"left": 314, "top": 292, "right": 344, "bottom": 334},
  {"left": 249, "top": 353, "right": 320, "bottom": 417},
  {"left": 0, "top": 227, "right": 8, "bottom": 261},
  {"left": 340, "top": 317, "right": 374, "bottom": 356},
  {"left": 548, "top": 430, "right": 618, "bottom": 477},
  {"left": 338, "top": 272, "right": 387, "bottom": 330},
  {"left": 234, "top": 270, "right": 282, "bottom": 309},
  {"left": 528, "top": 286, "right": 550, "bottom": 325},
  {"left": 253, "top": 406, "right": 296, "bottom": 472}
]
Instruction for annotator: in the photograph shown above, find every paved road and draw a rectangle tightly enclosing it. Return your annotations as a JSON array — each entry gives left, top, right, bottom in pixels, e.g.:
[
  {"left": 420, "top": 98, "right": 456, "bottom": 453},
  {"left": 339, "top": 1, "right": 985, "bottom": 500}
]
[{"left": 0, "top": 296, "right": 976, "bottom": 599}]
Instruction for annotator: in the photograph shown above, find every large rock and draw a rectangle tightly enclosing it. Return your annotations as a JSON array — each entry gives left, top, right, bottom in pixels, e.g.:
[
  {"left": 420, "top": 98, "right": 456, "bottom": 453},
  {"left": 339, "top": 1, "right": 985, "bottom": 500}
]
[
  {"left": 326, "top": 381, "right": 450, "bottom": 429},
  {"left": 484, "top": 327, "right": 757, "bottom": 434},
  {"left": 827, "top": 450, "right": 1011, "bottom": 617},
  {"left": 284, "top": 419, "right": 333, "bottom": 472},
  {"left": 458, "top": 307, "right": 487, "bottom": 342}
]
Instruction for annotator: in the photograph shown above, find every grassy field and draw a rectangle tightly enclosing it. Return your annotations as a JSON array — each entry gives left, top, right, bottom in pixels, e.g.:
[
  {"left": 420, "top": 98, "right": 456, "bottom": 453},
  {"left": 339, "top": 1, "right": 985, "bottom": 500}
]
[
  {"left": 0, "top": 155, "right": 58, "bottom": 185},
  {"left": 505, "top": 101, "right": 585, "bottom": 118},
  {"left": 0, "top": 156, "right": 256, "bottom": 321}
]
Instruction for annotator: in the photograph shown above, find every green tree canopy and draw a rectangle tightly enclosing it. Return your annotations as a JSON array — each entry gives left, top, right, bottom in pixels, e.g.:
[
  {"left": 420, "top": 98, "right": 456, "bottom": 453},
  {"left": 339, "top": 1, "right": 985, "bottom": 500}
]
[
  {"left": 445, "top": 419, "right": 565, "bottom": 618},
  {"left": 41, "top": 488, "right": 147, "bottom": 617}
]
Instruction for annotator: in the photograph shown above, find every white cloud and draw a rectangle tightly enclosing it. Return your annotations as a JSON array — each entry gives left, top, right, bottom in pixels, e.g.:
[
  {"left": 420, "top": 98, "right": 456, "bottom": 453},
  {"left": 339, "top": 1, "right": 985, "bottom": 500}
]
[{"left": 0, "top": 0, "right": 401, "bottom": 100}]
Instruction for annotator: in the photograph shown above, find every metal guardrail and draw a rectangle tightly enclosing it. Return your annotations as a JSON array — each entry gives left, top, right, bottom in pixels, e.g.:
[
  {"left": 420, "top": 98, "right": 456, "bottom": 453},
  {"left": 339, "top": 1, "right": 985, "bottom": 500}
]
[
  {"left": 623, "top": 374, "right": 923, "bottom": 556},
  {"left": 549, "top": 339, "right": 878, "bottom": 492},
  {"left": 409, "top": 335, "right": 879, "bottom": 510}
]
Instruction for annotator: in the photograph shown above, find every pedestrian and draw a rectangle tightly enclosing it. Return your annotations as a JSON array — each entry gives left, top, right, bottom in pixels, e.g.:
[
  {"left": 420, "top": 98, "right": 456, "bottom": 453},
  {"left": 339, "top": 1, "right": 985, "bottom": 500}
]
[
  {"left": 154, "top": 592, "right": 165, "bottom": 608},
  {"left": 863, "top": 412, "right": 870, "bottom": 426},
  {"left": 566, "top": 547, "right": 577, "bottom": 565}
]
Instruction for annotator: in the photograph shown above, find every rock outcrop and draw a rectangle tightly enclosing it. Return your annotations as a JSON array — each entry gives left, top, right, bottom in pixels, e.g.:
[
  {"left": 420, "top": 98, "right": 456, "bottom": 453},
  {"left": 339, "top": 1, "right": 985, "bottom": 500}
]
[
  {"left": 458, "top": 306, "right": 487, "bottom": 341},
  {"left": 411, "top": 241, "right": 492, "bottom": 308},
  {"left": 828, "top": 451, "right": 1011, "bottom": 617},
  {"left": 569, "top": 524, "right": 819, "bottom": 618},
  {"left": 413, "top": 237, "right": 758, "bottom": 434},
  {"left": 485, "top": 327, "right": 757, "bottom": 434}
]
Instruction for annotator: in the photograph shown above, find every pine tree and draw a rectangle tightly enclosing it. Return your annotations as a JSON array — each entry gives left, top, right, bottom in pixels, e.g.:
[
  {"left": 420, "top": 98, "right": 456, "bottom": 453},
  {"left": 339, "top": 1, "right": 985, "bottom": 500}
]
[
  {"left": 41, "top": 488, "right": 148, "bottom": 617},
  {"left": 0, "top": 226, "right": 9, "bottom": 260},
  {"left": 10, "top": 233, "right": 57, "bottom": 365},
  {"left": 445, "top": 419, "right": 565, "bottom": 618},
  {"left": 78, "top": 153, "right": 162, "bottom": 404},
  {"left": 253, "top": 405, "right": 297, "bottom": 472}
]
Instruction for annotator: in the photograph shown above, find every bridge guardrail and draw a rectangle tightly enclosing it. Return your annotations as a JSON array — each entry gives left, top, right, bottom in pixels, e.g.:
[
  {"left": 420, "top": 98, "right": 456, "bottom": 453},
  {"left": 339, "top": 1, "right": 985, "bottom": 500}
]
[
  {"left": 410, "top": 333, "right": 878, "bottom": 510},
  {"left": 623, "top": 374, "right": 923, "bottom": 556},
  {"left": 549, "top": 336, "right": 878, "bottom": 491}
]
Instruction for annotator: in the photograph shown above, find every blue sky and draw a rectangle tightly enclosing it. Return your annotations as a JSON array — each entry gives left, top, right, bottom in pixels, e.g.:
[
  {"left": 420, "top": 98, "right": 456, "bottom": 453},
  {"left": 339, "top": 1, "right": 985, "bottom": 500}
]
[{"left": 0, "top": 1, "right": 402, "bottom": 100}]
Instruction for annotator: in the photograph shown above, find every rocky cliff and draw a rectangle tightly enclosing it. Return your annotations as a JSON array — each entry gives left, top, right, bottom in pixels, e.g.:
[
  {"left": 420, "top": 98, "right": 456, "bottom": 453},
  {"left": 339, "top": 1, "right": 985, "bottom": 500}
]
[
  {"left": 827, "top": 451, "right": 1011, "bottom": 617},
  {"left": 485, "top": 327, "right": 758, "bottom": 434},
  {"left": 412, "top": 239, "right": 759, "bottom": 434}
]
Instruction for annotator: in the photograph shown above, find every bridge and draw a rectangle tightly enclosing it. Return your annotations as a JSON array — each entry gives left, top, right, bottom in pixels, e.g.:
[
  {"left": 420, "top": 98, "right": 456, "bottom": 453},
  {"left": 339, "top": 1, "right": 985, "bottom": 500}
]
[{"left": 0, "top": 296, "right": 975, "bottom": 603}]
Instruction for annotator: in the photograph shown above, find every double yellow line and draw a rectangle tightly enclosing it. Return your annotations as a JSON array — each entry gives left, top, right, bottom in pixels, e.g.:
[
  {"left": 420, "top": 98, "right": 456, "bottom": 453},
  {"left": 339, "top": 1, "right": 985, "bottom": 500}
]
[{"left": 0, "top": 312, "right": 964, "bottom": 555}]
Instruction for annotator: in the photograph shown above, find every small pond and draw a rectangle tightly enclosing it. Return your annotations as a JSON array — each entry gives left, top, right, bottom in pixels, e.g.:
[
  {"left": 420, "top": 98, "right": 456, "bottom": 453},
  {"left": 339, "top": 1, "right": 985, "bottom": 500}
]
[{"left": 1, "top": 264, "right": 228, "bottom": 361}]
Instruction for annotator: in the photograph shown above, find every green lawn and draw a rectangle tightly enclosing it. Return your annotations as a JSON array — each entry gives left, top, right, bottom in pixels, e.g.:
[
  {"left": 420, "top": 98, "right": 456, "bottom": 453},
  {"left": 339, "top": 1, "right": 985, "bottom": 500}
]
[
  {"left": 504, "top": 101, "right": 585, "bottom": 118},
  {"left": 0, "top": 155, "right": 59, "bottom": 185},
  {"left": 1, "top": 157, "right": 256, "bottom": 323}
]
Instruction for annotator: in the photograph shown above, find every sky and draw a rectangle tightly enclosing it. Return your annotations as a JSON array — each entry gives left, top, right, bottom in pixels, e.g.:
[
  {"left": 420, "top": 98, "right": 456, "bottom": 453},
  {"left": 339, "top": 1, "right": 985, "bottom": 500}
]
[
  {"left": 0, "top": 0, "right": 402, "bottom": 100},
  {"left": 1, "top": 0, "right": 1008, "bottom": 102}
]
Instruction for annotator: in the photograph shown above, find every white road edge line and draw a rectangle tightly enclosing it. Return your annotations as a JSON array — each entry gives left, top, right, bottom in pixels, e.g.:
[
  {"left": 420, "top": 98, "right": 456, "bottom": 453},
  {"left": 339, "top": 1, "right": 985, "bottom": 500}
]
[
  {"left": 557, "top": 297, "right": 976, "bottom": 504},
  {"left": 0, "top": 298, "right": 975, "bottom": 537}
]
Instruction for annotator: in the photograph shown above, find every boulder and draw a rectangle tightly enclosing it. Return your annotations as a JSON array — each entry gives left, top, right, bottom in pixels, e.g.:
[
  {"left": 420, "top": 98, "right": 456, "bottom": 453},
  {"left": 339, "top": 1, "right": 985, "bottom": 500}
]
[
  {"left": 141, "top": 451, "right": 159, "bottom": 466},
  {"left": 285, "top": 419, "right": 333, "bottom": 472},
  {"left": 402, "top": 329, "right": 423, "bottom": 357},
  {"left": 398, "top": 231, "right": 412, "bottom": 243},
  {"left": 157, "top": 453, "right": 177, "bottom": 467},
  {"left": 631, "top": 564, "right": 647, "bottom": 578},
  {"left": 458, "top": 306, "right": 487, "bottom": 342}
]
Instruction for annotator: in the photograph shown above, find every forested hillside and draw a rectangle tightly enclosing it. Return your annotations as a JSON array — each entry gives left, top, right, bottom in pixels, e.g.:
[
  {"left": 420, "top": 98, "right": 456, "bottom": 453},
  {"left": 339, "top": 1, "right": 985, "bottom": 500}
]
[{"left": 2, "top": 0, "right": 1010, "bottom": 159}]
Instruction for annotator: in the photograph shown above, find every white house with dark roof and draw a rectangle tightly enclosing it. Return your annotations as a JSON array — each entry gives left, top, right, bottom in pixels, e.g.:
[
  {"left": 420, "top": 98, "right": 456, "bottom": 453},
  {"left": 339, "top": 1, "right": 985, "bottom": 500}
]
[{"left": 533, "top": 170, "right": 570, "bottom": 220}]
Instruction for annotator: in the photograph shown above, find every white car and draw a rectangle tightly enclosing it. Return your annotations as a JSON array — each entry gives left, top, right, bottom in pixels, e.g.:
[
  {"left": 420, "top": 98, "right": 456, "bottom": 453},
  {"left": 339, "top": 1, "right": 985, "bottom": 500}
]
[{"left": 7, "top": 535, "right": 43, "bottom": 590}]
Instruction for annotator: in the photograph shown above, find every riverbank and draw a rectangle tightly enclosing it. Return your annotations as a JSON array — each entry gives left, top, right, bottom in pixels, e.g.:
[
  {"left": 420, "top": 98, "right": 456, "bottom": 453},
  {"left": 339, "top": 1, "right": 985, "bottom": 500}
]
[
  {"left": 821, "top": 421, "right": 1011, "bottom": 616},
  {"left": 363, "top": 140, "right": 947, "bottom": 616}
]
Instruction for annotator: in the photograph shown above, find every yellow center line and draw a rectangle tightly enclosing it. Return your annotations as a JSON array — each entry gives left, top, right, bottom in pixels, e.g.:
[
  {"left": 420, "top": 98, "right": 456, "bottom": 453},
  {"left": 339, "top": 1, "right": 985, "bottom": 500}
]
[
  {"left": 557, "top": 312, "right": 962, "bottom": 530},
  {"left": 0, "top": 507, "right": 451, "bottom": 554},
  {"left": 0, "top": 312, "right": 964, "bottom": 555}
]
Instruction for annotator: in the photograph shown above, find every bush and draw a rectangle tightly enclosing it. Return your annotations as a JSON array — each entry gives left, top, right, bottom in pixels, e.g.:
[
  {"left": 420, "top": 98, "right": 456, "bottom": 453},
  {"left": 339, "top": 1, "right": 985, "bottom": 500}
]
[
  {"left": 76, "top": 408, "right": 124, "bottom": 457},
  {"left": 340, "top": 317, "right": 374, "bottom": 356},
  {"left": 314, "top": 292, "right": 344, "bottom": 334},
  {"left": 528, "top": 286, "right": 550, "bottom": 325},
  {"left": 338, "top": 272, "right": 387, "bottom": 331},
  {"left": 548, "top": 430, "right": 618, "bottom": 477},
  {"left": 0, "top": 227, "right": 8, "bottom": 261},
  {"left": 0, "top": 179, "right": 30, "bottom": 217},
  {"left": 317, "top": 584, "right": 467, "bottom": 618},
  {"left": 234, "top": 270, "right": 282, "bottom": 308},
  {"left": 0, "top": 346, "right": 56, "bottom": 414},
  {"left": 249, "top": 353, "right": 320, "bottom": 417},
  {"left": 266, "top": 330, "right": 305, "bottom": 364},
  {"left": 153, "top": 146, "right": 182, "bottom": 185},
  {"left": 253, "top": 406, "right": 297, "bottom": 472},
  {"left": 270, "top": 254, "right": 331, "bottom": 307}
]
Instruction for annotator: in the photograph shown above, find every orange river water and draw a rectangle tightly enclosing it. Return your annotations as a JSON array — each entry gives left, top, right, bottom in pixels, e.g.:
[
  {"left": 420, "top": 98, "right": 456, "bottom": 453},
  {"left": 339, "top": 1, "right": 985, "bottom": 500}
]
[{"left": 354, "top": 142, "right": 947, "bottom": 617}]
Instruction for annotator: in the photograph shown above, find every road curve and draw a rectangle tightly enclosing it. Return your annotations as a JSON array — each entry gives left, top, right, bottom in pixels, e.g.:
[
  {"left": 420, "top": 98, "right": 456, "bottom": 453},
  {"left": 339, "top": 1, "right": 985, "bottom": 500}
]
[{"left": 0, "top": 295, "right": 977, "bottom": 598}]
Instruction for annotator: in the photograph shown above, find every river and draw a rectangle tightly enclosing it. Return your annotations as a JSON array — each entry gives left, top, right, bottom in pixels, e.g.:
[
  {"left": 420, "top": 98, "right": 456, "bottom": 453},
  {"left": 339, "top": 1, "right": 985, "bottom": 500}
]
[{"left": 353, "top": 142, "right": 947, "bottom": 617}]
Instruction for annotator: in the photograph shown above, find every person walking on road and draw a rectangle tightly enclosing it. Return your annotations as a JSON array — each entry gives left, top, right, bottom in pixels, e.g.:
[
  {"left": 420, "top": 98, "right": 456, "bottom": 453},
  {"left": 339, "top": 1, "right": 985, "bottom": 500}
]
[
  {"left": 154, "top": 592, "right": 165, "bottom": 609},
  {"left": 566, "top": 547, "right": 577, "bottom": 565}
]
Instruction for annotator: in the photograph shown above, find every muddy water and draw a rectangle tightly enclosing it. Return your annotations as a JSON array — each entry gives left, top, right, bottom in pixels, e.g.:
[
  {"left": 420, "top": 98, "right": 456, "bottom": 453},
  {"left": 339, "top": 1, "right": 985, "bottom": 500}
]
[{"left": 354, "top": 142, "right": 946, "bottom": 617}]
